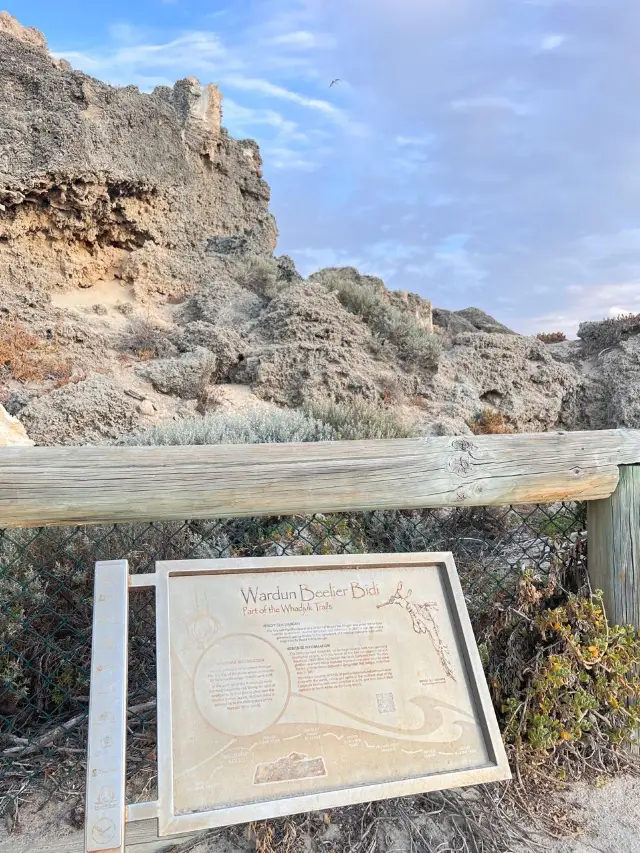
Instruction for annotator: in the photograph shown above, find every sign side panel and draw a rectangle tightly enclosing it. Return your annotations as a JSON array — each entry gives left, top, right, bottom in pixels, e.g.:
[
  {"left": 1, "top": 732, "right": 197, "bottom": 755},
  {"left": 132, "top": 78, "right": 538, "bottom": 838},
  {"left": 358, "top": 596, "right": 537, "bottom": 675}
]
[{"left": 85, "top": 560, "right": 129, "bottom": 853}]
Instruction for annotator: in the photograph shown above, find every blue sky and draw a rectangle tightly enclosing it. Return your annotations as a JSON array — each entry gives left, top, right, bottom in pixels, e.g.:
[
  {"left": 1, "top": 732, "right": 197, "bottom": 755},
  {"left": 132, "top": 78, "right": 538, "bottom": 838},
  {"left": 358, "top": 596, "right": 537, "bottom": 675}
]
[{"left": 8, "top": 0, "right": 640, "bottom": 334}]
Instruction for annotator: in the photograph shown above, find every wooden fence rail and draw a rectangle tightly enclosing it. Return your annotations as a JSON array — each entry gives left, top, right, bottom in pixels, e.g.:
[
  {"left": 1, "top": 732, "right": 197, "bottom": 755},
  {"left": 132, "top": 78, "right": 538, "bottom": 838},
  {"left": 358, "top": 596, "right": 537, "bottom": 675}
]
[{"left": 2, "top": 429, "right": 640, "bottom": 527}]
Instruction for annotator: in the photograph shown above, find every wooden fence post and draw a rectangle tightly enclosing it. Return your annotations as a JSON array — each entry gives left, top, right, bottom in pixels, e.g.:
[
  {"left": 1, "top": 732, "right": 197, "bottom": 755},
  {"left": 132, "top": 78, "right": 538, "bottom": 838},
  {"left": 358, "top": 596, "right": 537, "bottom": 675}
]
[
  {"left": 588, "top": 464, "right": 640, "bottom": 630},
  {"left": 588, "top": 464, "right": 640, "bottom": 753}
]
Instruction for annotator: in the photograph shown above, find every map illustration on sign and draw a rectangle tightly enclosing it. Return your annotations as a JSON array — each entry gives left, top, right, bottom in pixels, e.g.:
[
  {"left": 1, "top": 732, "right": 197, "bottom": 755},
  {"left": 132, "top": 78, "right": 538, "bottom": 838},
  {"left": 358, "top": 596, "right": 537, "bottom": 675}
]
[
  {"left": 377, "top": 581, "right": 455, "bottom": 680},
  {"left": 85, "top": 553, "right": 509, "bottom": 848}
]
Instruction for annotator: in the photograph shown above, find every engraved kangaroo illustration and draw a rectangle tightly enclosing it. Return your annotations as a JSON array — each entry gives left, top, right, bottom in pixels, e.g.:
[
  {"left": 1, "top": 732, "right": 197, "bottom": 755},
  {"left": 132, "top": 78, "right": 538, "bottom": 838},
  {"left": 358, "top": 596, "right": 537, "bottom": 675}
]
[{"left": 378, "top": 582, "right": 455, "bottom": 681}]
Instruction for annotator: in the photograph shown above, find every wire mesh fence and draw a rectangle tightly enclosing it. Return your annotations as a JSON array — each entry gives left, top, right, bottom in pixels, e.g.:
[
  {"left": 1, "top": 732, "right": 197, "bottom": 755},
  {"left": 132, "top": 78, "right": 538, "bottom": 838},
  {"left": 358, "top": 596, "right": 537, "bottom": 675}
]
[{"left": 0, "top": 502, "right": 586, "bottom": 820}]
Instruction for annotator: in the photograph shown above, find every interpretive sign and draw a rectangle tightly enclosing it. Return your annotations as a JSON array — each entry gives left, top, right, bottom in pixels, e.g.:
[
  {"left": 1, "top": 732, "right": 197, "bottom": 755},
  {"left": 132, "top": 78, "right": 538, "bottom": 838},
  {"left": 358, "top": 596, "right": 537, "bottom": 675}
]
[{"left": 85, "top": 553, "right": 509, "bottom": 852}]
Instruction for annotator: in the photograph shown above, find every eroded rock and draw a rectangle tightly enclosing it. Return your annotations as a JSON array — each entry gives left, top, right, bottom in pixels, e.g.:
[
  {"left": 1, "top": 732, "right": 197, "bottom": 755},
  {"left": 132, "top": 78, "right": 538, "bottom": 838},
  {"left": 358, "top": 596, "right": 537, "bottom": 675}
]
[
  {"left": 0, "top": 403, "right": 34, "bottom": 446},
  {"left": 20, "top": 376, "right": 139, "bottom": 445},
  {"left": 135, "top": 348, "right": 217, "bottom": 398},
  {"left": 0, "top": 23, "right": 276, "bottom": 304}
]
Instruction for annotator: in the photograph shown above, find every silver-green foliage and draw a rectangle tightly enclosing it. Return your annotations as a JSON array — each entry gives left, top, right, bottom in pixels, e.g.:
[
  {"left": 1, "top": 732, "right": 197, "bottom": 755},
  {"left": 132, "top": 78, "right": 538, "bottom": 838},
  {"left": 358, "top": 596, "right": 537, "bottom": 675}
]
[
  {"left": 235, "top": 255, "right": 288, "bottom": 300},
  {"left": 121, "top": 407, "right": 337, "bottom": 446},
  {"left": 305, "top": 399, "right": 418, "bottom": 440},
  {"left": 122, "top": 400, "right": 417, "bottom": 447},
  {"left": 321, "top": 273, "right": 440, "bottom": 370}
]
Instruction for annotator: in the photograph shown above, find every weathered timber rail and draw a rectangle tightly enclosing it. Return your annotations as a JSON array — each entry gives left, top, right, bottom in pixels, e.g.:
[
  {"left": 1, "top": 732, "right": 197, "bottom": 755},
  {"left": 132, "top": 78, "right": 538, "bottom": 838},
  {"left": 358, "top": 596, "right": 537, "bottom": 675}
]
[{"left": 2, "top": 429, "right": 640, "bottom": 527}]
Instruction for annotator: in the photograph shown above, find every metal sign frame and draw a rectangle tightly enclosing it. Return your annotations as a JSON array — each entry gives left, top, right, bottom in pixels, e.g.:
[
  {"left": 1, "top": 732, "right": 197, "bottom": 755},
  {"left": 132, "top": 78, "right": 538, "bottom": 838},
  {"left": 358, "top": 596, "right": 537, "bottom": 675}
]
[{"left": 85, "top": 553, "right": 510, "bottom": 851}]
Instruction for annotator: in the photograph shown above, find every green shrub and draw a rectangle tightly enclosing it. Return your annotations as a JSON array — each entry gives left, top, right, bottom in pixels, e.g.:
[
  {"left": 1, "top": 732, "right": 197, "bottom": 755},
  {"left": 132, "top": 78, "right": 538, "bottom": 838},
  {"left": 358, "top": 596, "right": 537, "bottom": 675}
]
[
  {"left": 305, "top": 398, "right": 418, "bottom": 440},
  {"left": 121, "top": 408, "right": 336, "bottom": 446},
  {"left": 123, "top": 400, "right": 418, "bottom": 447},
  {"left": 400, "top": 323, "right": 442, "bottom": 369},
  {"left": 322, "top": 274, "right": 382, "bottom": 320},
  {"left": 235, "top": 255, "right": 286, "bottom": 300},
  {"left": 485, "top": 570, "right": 640, "bottom": 778},
  {"left": 320, "top": 271, "right": 440, "bottom": 370}
]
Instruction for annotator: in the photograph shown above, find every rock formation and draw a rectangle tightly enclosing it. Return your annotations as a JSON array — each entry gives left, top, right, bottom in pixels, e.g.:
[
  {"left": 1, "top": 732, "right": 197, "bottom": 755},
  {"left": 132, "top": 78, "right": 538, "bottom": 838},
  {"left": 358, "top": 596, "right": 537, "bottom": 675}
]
[
  {"left": 0, "top": 12, "right": 275, "bottom": 306},
  {"left": 0, "top": 402, "right": 33, "bottom": 446},
  {"left": 3, "top": 13, "right": 640, "bottom": 446}
]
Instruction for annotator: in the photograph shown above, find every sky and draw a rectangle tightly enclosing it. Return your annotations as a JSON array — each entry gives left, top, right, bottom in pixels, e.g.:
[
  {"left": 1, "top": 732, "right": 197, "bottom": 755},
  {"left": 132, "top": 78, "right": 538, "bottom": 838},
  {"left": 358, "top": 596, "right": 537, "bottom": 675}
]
[{"left": 8, "top": 0, "right": 640, "bottom": 335}]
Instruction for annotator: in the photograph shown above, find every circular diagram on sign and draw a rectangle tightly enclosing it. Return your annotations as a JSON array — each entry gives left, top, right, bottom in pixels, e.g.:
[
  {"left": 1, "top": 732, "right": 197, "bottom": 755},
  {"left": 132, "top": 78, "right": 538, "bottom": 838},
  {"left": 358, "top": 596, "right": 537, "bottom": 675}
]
[
  {"left": 91, "top": 817, "right": 116, "bottom": 845},
  {"left": 193, "top": 634, "right": 290, "bottom": 737}
]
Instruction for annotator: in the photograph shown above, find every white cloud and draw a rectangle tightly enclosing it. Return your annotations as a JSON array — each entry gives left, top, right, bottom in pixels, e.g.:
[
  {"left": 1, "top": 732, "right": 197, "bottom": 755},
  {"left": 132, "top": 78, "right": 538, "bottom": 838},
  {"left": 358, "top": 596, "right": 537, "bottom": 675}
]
[
  {"left": 267, "top": 30, "right": 335, "bottom": 49},
  {"left": 521, "top": 282, "right": 640, "bottom": 336},
  {"left": 223, "top": 98, "right": 307, "bottom": 140},
  {"left": 265, "top": 147, "right": 319, "bottom": 170},
  {"left": 539, "top": 33, "right": 566, "bottom": 51},
  {"left": 221, "top": 75, "right": 343, "bottom": 119},
  {"left": 366, "top": 240, "right": 423, "bottom": 261},
  {"left": 580, "top": 228, "right": 640, "bottom": 258},
  {"left": 395, "top": 135, "right": 433, "bottom": 147},
  {"left": 292, "top": 247, "right": 365, "bottom": 275},
  {"left": 429, "top": 194, "right": 456, "bottom": 207},
  {"left": 57, "top": 31, "right": 233, "bottom": 85},
  {"left": 451, "top": 96, "right": 530, "bottom": 116}
]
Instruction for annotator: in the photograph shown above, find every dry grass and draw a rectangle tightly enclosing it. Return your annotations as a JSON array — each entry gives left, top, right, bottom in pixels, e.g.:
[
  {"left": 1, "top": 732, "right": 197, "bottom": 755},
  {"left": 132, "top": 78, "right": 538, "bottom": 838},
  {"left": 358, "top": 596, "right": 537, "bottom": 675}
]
[
  {"left": 0, "top": 317, "right": 72, "bottom": 382},
  {"left": 120, "top": 315, "right": 174, "bottom": 359},
  {"left": 378, "top": 373, "right": 404, "bottom": 405},
  {"left": 469, "top": 408, "right": 513, "bottom": 435},
  {"left": 195, "top": 385, "right": 223, "bottom": 415},
  {"left": 238, "top": 786, "right": 545, "bottom": 853},
  {"left": 52, "top": 372, "right": 87, "bottom": 390},
  {"left": 537, "top": 331, "right": 567, "bottom": 344},
  {"left": 305, "top": 398, "right": 418, "bottom": 440}
]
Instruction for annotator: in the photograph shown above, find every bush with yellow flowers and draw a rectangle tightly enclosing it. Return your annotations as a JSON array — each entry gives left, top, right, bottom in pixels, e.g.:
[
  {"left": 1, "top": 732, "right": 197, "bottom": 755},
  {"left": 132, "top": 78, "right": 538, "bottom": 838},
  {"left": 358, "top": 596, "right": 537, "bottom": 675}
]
[{"left": 484, "top": 570, "right": 640, "bottom": 778}]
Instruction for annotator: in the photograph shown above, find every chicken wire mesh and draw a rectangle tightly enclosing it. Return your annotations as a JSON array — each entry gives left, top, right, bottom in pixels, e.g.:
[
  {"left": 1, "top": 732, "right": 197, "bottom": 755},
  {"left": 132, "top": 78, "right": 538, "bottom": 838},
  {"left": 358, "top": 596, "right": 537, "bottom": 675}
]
[{"left": 0, "top": 502, "right": 586, "bottom": 818}]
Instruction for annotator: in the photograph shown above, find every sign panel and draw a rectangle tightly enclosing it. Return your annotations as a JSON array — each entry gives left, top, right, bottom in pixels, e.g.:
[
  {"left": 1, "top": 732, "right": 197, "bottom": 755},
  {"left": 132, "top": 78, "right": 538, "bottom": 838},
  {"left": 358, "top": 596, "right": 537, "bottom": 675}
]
[
  {"left": 86, "top": 552, "right": 509, "bottom": 848},
  {"left": 154, "top": 553, "right": 510, "bottom": 835}
]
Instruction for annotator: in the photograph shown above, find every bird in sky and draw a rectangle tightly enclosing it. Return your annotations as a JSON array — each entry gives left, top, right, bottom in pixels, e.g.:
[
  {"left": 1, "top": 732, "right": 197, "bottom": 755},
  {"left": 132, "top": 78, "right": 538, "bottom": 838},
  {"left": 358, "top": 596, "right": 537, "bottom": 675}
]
[{"left": 329, "top": 78, "right": 340, "bottom": 87}]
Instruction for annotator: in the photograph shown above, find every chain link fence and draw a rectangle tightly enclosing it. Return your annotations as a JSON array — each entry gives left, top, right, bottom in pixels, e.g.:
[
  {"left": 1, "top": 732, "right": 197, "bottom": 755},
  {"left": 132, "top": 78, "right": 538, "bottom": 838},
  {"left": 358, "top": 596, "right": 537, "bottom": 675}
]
[{"left": 0, "top": 502, "right": 586, "bottom": 820}]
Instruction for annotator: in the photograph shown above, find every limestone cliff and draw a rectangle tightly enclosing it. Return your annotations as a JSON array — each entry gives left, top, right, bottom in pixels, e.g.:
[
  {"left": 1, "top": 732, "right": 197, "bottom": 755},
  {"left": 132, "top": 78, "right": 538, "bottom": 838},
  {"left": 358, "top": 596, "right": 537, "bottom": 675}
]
[{"left": 0, "top": 13, "right": 276, "bottom": 304}]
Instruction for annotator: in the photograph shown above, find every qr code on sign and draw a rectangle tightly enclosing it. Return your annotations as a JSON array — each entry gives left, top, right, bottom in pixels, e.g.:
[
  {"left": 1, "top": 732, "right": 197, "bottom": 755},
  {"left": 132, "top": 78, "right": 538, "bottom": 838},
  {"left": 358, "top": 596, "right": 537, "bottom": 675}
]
[{"left": 376, "top": 692, "right": 396, "bottom": 714}]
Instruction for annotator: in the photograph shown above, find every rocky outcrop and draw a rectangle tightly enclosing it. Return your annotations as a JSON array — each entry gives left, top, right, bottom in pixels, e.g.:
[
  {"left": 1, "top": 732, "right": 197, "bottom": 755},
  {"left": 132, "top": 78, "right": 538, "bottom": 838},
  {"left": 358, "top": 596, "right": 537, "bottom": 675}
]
[
  {"left": 20, "top": 376, "right": 140, "bottom": 445},
  {"left": 433, "top": 307, "right": 515, "bottom": 336},
  {"left": 0, "top": 403, "right": 34, "bottom": 446},
  {"left": 310, "top": 267, "right": 433, "bottom": 333},
  {"left": 572, "top": 336, "right": 640, "bottom": 430},
  {"left": 136, "top": 348, "right": 216, "bottom": 399},
  {"left": 238, "top": 282, "right": 384, "bottom": 406},
  {"left": 0, "top": 13, "right": 276, "bottom": 306},
  {"left": 0, "top": 11, "right": 46, "bottom": 50},
  {"left": 434, "top": 333, "right": 579, "bottom": 433}
]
